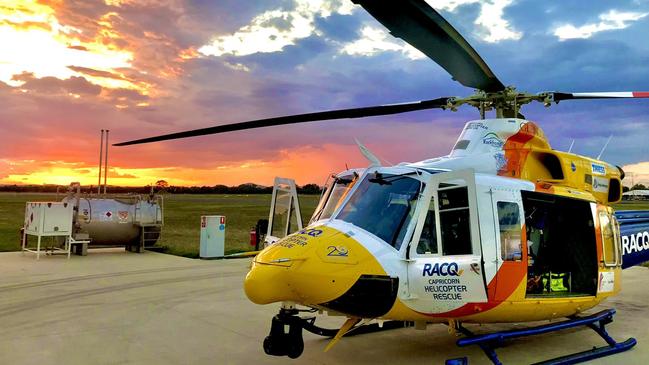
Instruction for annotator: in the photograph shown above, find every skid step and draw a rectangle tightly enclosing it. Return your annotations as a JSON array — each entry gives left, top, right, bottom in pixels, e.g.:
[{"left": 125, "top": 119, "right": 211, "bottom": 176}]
[{"left": 450, "top": 309, "right": 635, "bottom": 365}]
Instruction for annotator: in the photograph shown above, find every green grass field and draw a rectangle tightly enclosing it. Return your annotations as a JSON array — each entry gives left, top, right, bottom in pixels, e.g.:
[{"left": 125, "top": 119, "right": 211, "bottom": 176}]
[
  {"left": 1, "top": 192, "right": 648, "bottom": 258},
  {"left": 0, "top": 193, "right": 319, "bottom": 257},
  {"left": 158, "top": 194, "right": 319, "bottom": 257}
]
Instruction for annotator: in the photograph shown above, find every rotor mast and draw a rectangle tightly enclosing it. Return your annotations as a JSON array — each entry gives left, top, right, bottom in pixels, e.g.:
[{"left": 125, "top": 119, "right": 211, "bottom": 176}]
[{"left": 446, "top": 88, "right": 555, "bottom": 119}]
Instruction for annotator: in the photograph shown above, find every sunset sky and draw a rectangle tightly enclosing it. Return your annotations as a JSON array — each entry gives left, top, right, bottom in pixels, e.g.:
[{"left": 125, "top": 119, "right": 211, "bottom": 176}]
[{"left": 2, "top": 0, "right": 649, "bottom": 187}]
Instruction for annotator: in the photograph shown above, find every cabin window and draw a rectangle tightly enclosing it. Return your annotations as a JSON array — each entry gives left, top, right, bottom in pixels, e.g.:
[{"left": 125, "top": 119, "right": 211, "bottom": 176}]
[
  {"left": 599, "top": 211, "right": 619, "bottom": 267},
  {"left": 416, "top": 197, "right": 438, "bottom": 255},
  {"left": 337, "top": 172, "right": 422, "bottom": 250},
  {"left": 497, "top": 202, "right": 522, "bottom": 261},
  {"left": 439, "top": 186, "right": 472, "bottom": 255}
]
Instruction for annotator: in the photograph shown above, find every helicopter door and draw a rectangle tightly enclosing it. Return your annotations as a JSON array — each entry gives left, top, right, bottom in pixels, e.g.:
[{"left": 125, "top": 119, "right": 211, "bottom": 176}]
[
  {"left": 405, "top": 169, "right": 487, "bottom": 314},
  {"left": 489, "top": 188, "right": 525, "bottom": 300}
]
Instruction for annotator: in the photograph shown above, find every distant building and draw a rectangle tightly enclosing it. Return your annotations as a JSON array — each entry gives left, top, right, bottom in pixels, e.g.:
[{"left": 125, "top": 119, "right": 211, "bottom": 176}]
[{"left": 623, "top": 190, "right": 649, "bottom": 200}]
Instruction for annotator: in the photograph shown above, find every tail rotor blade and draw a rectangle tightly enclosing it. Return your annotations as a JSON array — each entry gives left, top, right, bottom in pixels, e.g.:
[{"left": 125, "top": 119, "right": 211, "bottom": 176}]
[{"left": 114, "top": 97, "right": 451, "bottom": 146}]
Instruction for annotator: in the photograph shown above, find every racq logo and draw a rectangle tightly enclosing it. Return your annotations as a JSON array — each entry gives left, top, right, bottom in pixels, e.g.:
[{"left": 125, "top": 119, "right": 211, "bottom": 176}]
[
  {"left": 481, "top": 132, "right": 504, "bottom": 148},
  {"left": 422, "top": 262, "right": 464, "bottom": 277}
]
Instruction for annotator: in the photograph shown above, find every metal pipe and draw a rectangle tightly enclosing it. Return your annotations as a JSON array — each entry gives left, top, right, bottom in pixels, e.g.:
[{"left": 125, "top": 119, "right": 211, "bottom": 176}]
[
  {"left": 98, "top": 129, "right": 104, "bottom": 194},
  {"left": 103, "top": 129, "right": 109, "bottom": 195}
]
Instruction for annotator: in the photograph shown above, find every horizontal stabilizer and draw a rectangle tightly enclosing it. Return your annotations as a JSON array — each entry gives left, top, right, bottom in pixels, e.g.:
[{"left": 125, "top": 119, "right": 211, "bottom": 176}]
[{"left": 616, "top": 210, "right": 649, "bottom": 268}]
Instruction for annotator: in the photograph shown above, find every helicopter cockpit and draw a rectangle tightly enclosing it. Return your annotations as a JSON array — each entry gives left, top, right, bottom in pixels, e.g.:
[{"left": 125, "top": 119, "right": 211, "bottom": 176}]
[
  {"left": 324, "top": 168, "right": 476, "bottom": 258},
  {"left": 307, "top": 167, "right": 477, "bottom": 260},
  {"left": 335, "top": 171, "right": 423, "bottom": 250}
]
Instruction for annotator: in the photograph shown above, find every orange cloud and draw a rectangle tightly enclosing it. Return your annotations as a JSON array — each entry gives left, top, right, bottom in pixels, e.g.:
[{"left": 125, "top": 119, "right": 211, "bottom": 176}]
[
  {"left": 0, "top": 0, "right": 463, "bottom": 188},
  {"left": 0, "top": 0, "right": 199, "bottom": 109},
  {"left": 0, "top": 144, "right": 368, "bottom": 187}
]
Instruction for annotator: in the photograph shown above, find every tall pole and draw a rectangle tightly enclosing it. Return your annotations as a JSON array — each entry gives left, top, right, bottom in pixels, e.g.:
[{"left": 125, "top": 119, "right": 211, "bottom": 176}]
[
  {"left": 103, "top": 130, "right": 109, "bottom": 195},
  {"left": 98, "top": 129, "right": 104, "bottom": 194}
]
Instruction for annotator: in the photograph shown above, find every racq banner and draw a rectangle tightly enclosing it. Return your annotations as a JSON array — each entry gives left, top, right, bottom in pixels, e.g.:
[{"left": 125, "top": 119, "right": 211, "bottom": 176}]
[{"left": 616, "top": 210, "right": 649, "bottom": 268}]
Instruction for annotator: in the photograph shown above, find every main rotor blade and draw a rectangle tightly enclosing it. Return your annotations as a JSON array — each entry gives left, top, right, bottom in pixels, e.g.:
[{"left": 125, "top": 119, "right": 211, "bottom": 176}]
[
  {"left": 114, "top": 97, "right": 450, "bottom": 146},
  {"left": 551, "top": 91, "right": 649, "bottom": 102},
  {"left": 353, "top": 0, "right": 505, "bottom": 92}
]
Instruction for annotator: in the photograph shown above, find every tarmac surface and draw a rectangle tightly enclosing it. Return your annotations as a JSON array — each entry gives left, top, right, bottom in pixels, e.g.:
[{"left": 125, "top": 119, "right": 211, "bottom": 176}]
[{"left": 1, "top": 249, "right": 648, "bottom": 365}]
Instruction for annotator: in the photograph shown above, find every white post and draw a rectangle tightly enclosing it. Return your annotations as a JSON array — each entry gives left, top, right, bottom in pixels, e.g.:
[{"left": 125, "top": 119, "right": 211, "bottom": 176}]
[
  {"left": 98, "top": 129, "right": 104, "bottom": 194},
  {"left": 36, "top": 236, "right": 41, "bottom": 260},
  {"left": 103, "top": 130, "right": 109, "bottom": 195},
  {"left": 21, "top": 229, "right": 26, "bottom": 255}
]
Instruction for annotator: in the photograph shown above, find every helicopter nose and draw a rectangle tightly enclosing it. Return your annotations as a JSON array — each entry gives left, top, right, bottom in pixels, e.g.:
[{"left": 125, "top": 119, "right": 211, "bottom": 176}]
[
  {"left": 244, "top": 261, "right": 295, "bottom": 304},
  {"left": 244, "top": 258, "right": 359, "bottom": 304},
  {"left": 244, "top": 227, "right": 387, "bottom": 306}
]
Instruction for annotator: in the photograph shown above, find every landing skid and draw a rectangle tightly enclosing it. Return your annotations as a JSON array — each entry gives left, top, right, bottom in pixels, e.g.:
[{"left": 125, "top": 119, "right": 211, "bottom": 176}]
[{"left": 449, "top": 309, "right": 636, "bottom": 365}]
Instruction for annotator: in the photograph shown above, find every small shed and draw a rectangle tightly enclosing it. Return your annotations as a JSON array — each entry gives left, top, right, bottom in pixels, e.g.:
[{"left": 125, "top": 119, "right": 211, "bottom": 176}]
[{"left": 622, "top": 189, "right": 649, "bottom": 200}]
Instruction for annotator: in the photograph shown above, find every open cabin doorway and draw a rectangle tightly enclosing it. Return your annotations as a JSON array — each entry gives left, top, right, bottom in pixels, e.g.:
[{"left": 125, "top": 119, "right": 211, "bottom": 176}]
[{"left": 522, "top": 191, "right": 598, "bottom": 297}]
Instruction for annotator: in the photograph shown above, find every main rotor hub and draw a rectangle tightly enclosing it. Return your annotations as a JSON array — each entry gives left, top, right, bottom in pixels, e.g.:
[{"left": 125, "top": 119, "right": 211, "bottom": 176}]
[{"left": 448, "top": 87, "right": 552, "bottom": 118}]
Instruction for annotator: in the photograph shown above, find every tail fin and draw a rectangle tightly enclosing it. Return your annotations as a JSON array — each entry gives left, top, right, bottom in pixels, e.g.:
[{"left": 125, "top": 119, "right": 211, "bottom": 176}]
[{"left": 616, "top": 210, "right": 649, "bottom": 268}]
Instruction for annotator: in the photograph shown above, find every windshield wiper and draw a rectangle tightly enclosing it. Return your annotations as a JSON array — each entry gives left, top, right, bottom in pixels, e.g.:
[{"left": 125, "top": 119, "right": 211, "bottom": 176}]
[
  {"left": 368, "top": 172, "right": 391, "bottom": 185},
  {"left": 368, "top": 171, "right": 419, "bottom": 185},
  {"left": 332, "top": 171, "right": 359, "bottom": 185}
]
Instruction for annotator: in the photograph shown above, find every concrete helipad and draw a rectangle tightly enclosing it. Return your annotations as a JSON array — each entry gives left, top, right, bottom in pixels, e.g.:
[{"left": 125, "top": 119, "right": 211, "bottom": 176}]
[{"left": 1, "top": 250, "right": 648, "bottom": 364}]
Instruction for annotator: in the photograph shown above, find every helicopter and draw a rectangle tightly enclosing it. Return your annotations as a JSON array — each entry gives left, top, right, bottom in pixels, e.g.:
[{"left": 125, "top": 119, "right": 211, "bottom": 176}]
[{"left": 116, "top": 0, "right": 649, "bottom": 363}]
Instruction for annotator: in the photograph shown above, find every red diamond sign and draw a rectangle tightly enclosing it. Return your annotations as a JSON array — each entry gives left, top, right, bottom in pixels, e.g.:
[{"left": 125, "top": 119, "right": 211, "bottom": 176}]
[{"left": 105, "top": 211, "right": 112, "bottom": 218}]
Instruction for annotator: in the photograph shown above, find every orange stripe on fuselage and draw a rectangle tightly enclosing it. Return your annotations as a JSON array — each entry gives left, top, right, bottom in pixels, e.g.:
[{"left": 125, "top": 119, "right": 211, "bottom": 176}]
[
  {"left": 498, "top": 122, "right": 541, "bottom": 178},
  {"left": 417, "top": 226, "right": 528, "bottom": 318}
]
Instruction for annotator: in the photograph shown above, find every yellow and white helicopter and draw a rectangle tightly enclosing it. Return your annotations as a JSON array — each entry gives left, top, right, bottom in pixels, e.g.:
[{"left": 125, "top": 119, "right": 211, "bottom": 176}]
[{"left": 117, "top": 1, "right": 649, "bottom": 363}]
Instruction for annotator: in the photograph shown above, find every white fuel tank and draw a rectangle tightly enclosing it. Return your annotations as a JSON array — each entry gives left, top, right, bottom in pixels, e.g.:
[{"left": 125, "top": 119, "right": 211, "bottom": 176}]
[{"left": 63, "top": 195, "right": 163, "bottom": 246}]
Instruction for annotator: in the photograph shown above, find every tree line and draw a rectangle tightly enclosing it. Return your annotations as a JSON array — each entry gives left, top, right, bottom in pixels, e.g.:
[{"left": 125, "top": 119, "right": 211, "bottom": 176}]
[
  {"left": 624, "top": 184, "right": 648, "bottom": 193},
  {"left": 0, "top": 182, "right": 323, "bottom": 195}
]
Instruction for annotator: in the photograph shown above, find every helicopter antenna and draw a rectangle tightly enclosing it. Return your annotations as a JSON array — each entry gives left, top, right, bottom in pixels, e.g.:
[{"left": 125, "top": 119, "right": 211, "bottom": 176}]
[
  {"left": 597, "top": 135, "right": 613, "bottom": 160},
  {"left": 355, "top": 138, "right": 381, "bottom": 167},
  {"left": 568, "top": 139, "right": 575, "bottom": 153}
]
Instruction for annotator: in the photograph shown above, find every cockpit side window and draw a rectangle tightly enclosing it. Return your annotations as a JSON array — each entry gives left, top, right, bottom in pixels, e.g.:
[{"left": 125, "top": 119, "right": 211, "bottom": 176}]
[
  {"left": 320, "top": 177, "right": 355, "bottom": 220},
  {"left": 309, "top": 178, "right": 333, "bottom": 224},
  {"left": 310, "top": 174, "right": 357, "bottom": 223},
  {"left": 336, "top": 172, "right": 422, "bottom": 250},
  {"left": 438, "top": 186, "right": 472, "bottom": 255}
]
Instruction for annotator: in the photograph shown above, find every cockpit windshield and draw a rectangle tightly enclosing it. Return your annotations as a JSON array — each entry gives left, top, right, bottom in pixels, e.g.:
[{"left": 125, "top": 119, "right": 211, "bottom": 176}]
[{"left": 336, "top": 172, "right": 422, "bottom": 250}]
